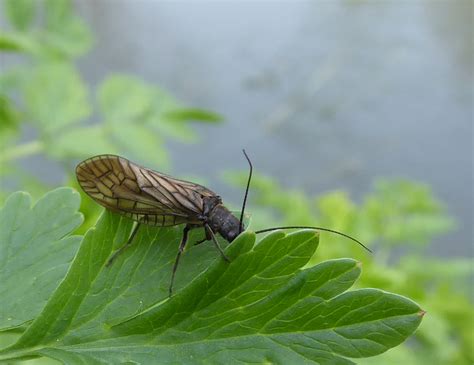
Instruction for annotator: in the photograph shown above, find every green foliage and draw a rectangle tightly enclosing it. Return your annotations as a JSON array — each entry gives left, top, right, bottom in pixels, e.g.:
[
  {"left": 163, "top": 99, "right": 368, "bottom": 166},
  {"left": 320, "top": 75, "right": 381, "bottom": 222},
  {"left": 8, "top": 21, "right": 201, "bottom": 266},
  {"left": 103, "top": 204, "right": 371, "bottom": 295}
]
[
  {"left": 4, "top": 0, "right": 36, "bottom": 31},
  {"left": 0, "top": 0, "right": 223, "bottom": 204},
  {"left": 25, "top": 63, "right": 90, "bottom": 135},
  {"left": 0, "top": 95, "right": 20, "bottom": 135},
  {"left": 224, "top": 172, "right": 473, "bottom": 365},
  {"left": 0, "top": 188, "right": 83, "bottom": 330},
  {"left": 0, "top": 1, "right": 469, "bottom": 364},
  {"left": 225, "top": 173, "right": 455, "bottom": 253},
  {"left": 0, "top": 189, "right": 423, "bottom": 364},
  {"left": 359, "top": 180, "right": 456, "bottom": 247},
  {"left": 1, "top": 0, "right": 92, "bottom": 58}
]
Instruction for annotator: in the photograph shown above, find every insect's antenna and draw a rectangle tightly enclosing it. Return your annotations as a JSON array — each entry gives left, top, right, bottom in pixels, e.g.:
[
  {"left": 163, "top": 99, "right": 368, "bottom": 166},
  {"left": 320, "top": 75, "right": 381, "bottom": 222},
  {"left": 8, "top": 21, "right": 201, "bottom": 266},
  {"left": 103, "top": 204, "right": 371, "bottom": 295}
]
[
  {"left": 239, "top": 149, "right": 253, "bottom": 234},
  {"left": 255, "top": 226, "right": 372, "bottom": 253}
]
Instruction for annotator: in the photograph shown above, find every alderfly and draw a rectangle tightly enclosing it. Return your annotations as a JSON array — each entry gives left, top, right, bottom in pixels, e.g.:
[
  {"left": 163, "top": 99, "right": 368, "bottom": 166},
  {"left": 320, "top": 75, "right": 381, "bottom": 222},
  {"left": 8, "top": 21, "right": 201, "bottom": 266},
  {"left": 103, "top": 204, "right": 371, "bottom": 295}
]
[{"left": 76, "top": 151, "right": 371, "bottom": 296}]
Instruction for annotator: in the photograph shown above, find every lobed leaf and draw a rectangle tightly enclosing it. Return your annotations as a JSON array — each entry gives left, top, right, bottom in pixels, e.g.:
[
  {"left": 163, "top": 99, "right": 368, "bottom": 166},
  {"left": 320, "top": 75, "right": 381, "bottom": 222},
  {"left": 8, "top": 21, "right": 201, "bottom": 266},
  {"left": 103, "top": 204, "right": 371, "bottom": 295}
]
[
  {"left": 3, "top": 0, "right": 36, "bottom": 31},
  {"left": 99, "top": 75, "right": 155, "bottom": 123},
  {"left": 0, "top": 195, "right": 423, "bottom": 364},
  {"left": 4, "top": 211, "right": 230, "bottom": 351},
  {"left": 0, "top": 188, "right": 83, "bottom": 330},
  {"left": 109, "top": 123, "right": 168, "bottom": 168},
  {"left": 97, "top": 75, "right": 222, "bottom": 151},
  {"left": 24, "top": 63, "right": 90, "bottom": 135},
  {"left": 48, "top": 125, "right": 120, "bottom": 159}
]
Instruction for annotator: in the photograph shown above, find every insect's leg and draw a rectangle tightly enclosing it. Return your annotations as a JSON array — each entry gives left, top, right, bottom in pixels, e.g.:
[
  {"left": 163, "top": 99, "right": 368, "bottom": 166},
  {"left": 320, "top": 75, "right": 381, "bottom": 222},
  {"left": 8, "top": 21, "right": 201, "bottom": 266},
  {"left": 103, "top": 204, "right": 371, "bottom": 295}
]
[
  {"left": 204, "top": 224, "right": 230, "bottom": 263},
  {"left": 106, "top": 223, "right": 141, "bottom": 267},
  {"left": 169, "top": 224, "right": 191, "bottom": 297},
  {"left": 194, "top": 228, "right": 212, "bottom": 246}
]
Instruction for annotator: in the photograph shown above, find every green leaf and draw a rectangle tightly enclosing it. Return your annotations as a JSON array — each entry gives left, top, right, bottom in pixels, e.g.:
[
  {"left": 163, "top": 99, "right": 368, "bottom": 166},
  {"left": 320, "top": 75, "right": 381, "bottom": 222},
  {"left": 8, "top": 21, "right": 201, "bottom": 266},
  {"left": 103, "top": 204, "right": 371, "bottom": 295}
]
[
  {"left": 151, "top": 108, "right": 223, "bottom": 143},
  {"left": 98, "top": 75, "right": 154, "bottom": 122},
  {"left": 40, "top": 17, "right": 93, "bottom": 59},
  {"left": 0, "top": 206, "right": 423, "bottom": 364},
  {"left": 0, "top": 95, "right": 21, "bottom": 133},
  {"left": 149, "top": 115, "right": 198, "bottom": 143},
  {"left": 0, "top": 188, "right": 83, "bottom": 330},
  {"left": 41, "top": 0, "right": 93, "bottom": 58},
  {"left": 360, "top": 179, "right": 455, "bottom": 247},
  {"left": 164, "top": 108, "right": 223, "bottom": 123},
  {"left": 48, "top": 125, "right": 119, "bottom": 158},
  {"left": 110, "top": 122, "right": 168, "bottom": 168},
  {"left": 1, "top": 0, "right": 91, "bottom": 58},
  {"left": 2, "top": 211, "right": 228, "bottom": 349},
  {"left": 3, "top": 0, "right": 36, "bottom": 31},
  {"left": 98, "top": 75, "right": 219, "bottom": 146},
  {"left": 24, "top": 63, "right": 90, "bottom": 135},
  {"left": 0, "top": 66, "right": 26, "bottom": 92},
  {"left": 43, "top": 0, "right": 77, "bottom": 30},
  {"left": 0, "top": 31, "right": 41, "bottom": 54}
]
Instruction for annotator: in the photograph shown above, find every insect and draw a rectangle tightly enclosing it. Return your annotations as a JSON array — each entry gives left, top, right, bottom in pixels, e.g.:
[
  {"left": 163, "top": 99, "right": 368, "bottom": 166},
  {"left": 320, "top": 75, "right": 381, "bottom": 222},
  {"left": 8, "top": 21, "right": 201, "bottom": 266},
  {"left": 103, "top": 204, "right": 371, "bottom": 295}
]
[{"left": 76, "top": 151, "right": 371, "bottom": 296}]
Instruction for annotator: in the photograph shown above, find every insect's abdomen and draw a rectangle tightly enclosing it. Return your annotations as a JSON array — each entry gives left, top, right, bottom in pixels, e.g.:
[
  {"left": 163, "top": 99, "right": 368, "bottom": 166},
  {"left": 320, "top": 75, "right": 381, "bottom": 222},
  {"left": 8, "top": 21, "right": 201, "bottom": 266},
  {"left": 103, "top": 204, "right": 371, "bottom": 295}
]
[{"left": 208, "top": 205, "right": 242, "bottom": 243}]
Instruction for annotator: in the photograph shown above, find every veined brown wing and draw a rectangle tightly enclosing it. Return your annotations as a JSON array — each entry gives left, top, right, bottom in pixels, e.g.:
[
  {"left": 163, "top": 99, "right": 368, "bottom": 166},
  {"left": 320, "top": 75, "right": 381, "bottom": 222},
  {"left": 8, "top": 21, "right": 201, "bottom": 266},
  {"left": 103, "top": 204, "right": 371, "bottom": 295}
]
[{"left": 75, "top": 155, "right": 217, "bottom": 226}]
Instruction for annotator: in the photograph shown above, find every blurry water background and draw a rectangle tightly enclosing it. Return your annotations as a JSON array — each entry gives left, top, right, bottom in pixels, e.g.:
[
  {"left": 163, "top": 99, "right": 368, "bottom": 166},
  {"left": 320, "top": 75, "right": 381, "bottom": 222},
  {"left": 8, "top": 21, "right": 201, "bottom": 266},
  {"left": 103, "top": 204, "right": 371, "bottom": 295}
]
[{"left": 10, "top": 0, "right": 474, "bottom": 256}]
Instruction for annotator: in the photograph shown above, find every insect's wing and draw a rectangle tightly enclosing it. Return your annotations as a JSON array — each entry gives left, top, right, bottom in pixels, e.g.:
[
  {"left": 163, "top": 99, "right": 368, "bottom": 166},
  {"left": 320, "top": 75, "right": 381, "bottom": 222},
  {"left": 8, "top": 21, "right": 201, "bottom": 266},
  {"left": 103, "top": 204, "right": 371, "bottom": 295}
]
[
  {"left": 143, "top": 168, "right": 217, "bottom": 214},
  {"left": 76, "top": 155, "right": 207, "bottom": 226}
]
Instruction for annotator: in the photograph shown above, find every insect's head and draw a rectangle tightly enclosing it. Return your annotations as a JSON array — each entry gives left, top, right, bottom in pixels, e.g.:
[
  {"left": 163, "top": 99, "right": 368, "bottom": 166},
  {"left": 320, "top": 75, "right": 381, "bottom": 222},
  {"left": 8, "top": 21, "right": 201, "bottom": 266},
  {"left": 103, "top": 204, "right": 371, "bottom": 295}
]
[
  {"left": 226, "top": 229, "right": 239, "bottom": 242},
  {"left": 208, "top": 205, "right": 242, "bottom": 243},
  {"left": 226, "top": 219, "right": 244, "bottom": 242},
  {"left": 210, "top": 149, "right": 250, "bottom": 243}
]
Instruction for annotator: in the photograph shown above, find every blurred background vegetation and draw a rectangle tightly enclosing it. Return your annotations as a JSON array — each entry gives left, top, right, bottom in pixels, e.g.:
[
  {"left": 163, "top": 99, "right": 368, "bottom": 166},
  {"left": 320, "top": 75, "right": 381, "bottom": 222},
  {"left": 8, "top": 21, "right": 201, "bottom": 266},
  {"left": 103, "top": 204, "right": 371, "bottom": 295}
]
[{"left": 0, "top": 1, "right": 472, "bottom": 364}]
